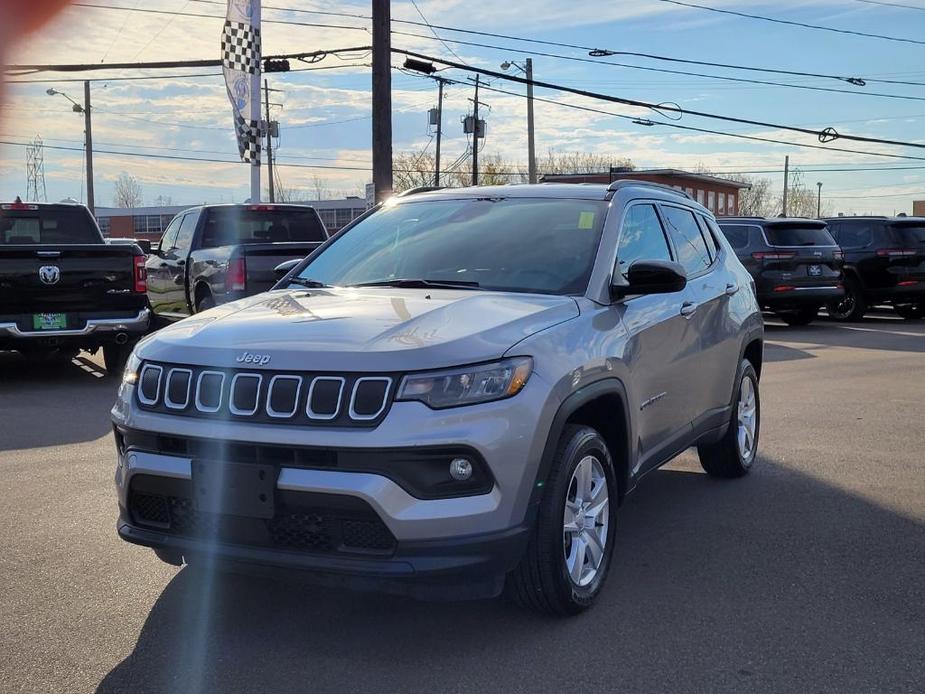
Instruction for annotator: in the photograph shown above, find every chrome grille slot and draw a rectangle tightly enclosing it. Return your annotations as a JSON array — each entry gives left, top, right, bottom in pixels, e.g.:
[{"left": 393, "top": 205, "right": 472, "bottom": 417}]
[
  {"left": 137, "top": 364, "right": 163, "bottom": 406},
  {"left": 164, "top": 368, "right": 192, "bottom": 410},
  {"left": 229, "top": 373, "right": 262, "bottom": 416},
  {"left": 195, "top": 371, "right": 225, "bottom": 413},
  {"left": 306, "top": 376, "right": 345, "bottom": 421},
  {"left": 266, "top": 375, "right": 301, "bottom": 418},
  {"left": 349, "top": 377, "right": 392, "bottom": 421}
]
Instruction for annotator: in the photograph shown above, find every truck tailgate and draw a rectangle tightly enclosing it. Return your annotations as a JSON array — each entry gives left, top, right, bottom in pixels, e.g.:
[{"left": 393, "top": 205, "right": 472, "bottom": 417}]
[
  {"left": 0, "top": 245, "right": 143, "bottom": 315},
  {"left": 241, "top": 242, "right": 324, "bottom": 294}
]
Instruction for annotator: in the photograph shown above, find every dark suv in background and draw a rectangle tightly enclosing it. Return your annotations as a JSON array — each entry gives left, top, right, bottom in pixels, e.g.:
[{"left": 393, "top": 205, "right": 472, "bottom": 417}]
[
  {"left": 717, "top": 217, "right": 843, "bottom": 325},
  {"left": 823, "top": 216, "right": 925, "bottom": 320}
]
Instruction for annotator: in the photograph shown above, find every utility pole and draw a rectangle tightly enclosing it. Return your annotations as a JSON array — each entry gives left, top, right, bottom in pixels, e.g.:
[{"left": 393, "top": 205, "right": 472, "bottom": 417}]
[
  {"left": 371, "top": 0, "right": 392, "bottom": 203},
  {"left": 434, "top": 78, "right": 444, "bottom": 187},
  {"left": 264, "top": 79, "right": 275, "bottom": 203},
  {"left": 472, "top": 75, "right": 480, "bottom": 186},
  {"left": 84, "top": 81, "right": 95, "bottom": 215},
  {"left": 817, "top": 181, "right": 823, "bottom": 218},
  {"left": 782, "top": 155, "right": 789, "bottom": 217},
  {"left": 526, "top": 58, "right": 536, "bottom": 184}
]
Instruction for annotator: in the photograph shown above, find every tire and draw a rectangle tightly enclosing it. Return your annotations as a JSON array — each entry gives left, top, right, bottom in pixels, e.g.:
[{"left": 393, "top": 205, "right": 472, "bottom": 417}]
[
  {"left": 506, "top": 425, "right": 618, "bottom": 616},
  {"left": 195, "top": 292, "right": 215, "bottom": 313},
  {"left": 102, "top": 342, "right": 132, "bottom": 375},
  {"left": 777, "top": 305, "right": 818, "bottom": 326},
  {"left": 826, "top": 276, "right": 867, "bottom": 321},
  {"left": 698, "top": 359, "right": 760, "bottom": 478},
  {"left": 153, "top": 547, "right": 183, "bottom": 567},
  {"left": 893, "top": 301, "right": 924, "bottom": 320}
]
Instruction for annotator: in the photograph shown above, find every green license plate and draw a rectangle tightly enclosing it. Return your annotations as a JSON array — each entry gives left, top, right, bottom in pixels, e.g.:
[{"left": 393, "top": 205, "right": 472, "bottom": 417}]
[{"left": 32, "top": 313, "right": 67, "bottom": 330}]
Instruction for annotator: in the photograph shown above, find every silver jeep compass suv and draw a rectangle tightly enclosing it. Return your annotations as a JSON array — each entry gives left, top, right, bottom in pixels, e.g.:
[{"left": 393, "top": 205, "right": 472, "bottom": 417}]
[{"left": 112, "top": 182, "right": 763, "bottom": 615}]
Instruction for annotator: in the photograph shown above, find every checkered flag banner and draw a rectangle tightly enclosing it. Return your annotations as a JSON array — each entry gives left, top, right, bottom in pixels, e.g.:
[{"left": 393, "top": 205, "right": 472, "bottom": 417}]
[
  {"left": 222, "top": 1, "right": 262, "bottom": 164},
  {"left": 234, "top": 113, "right": 262, "bottom": 163}
]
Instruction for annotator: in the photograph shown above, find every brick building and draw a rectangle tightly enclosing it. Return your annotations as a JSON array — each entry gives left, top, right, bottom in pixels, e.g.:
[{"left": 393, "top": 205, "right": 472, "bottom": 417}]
[
  {"left": 914, "top": 200, "right": 925, "bottom": 216},
  {"left": 541, "top": 168, "right": 750, "bottom": 216}
]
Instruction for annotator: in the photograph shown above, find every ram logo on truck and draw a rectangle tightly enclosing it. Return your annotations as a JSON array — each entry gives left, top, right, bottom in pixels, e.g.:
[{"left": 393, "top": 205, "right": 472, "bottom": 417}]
[{"left": 38, "top": 265, "right": 60, "bottom": 285}]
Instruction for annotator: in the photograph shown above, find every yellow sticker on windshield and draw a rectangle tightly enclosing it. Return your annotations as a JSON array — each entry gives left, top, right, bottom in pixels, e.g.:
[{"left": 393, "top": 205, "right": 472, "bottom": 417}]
[{"left": 578, "top": 211, "right": 596, "bottom": 229}]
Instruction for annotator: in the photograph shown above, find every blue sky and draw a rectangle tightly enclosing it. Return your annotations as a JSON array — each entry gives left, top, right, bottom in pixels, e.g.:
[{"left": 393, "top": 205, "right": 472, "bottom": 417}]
[{"left": 2, "top": 0, "right": 924, "bottom": 214}]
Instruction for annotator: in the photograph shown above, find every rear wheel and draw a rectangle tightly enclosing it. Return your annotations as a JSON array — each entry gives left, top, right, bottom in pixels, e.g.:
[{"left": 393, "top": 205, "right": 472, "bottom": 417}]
[
  {"left": 506, "top": 425, "right": 617, "bottom": 616},
  {"left": 102, "top": 342, "right": 132, "bottom": 375},
  {"left": 893, "top": 301, "right": 924, "bottom": 320},
  {"left": 698, "top": 359, "right": 760, "bottom": 478},
  {"left": 777, "top": 305, "right": 818, "bottom": 326},
  {"left": 195, "top": 291, "right": 215, "bottom": 313},
  {"left": 826, "top": 277, "right": 867, "bottom": 321}
]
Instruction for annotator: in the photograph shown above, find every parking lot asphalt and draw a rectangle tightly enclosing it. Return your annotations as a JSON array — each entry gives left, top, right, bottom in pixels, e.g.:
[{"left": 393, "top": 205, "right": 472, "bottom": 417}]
[{"left": 1, "top": 315, "right": 923, "bottom": 694}]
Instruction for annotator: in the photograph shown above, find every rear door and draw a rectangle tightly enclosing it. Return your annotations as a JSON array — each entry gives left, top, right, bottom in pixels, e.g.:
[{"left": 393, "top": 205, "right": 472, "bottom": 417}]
[
  {"left": 146, "top": 214, "right": 183, "bottom": 315},
  {"left": 610, "top": 203, "right": 697, "bottom": 473}
]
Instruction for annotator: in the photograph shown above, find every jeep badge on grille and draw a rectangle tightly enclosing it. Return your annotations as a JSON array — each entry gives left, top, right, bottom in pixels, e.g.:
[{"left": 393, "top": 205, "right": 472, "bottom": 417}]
[{"left": 237, "top": 352, "right": 271, "bottom": 366}]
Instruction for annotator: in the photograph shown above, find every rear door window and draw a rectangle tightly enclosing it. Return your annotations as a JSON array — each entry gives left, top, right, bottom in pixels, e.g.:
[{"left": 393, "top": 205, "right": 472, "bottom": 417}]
[
  {"left": 837, "top": 224, "right": 873, "bottom": 249},
  {"left": 201, "top": 206, "right": 327, "bottom": 248},
  {"left": 696, "top": 215, "right": 720, "bottom": 262},
  {"left": 172, "top": 212, "right": 199, "bottom": 253},
  {"left": 0, "top": 207, "right": 102, "bottom": 244},
  {"left": 763, "top": 225, "right": 836, "bottom": 247},
  {"left": 661, "top": 205, "right": 712, "bottom": 276}
]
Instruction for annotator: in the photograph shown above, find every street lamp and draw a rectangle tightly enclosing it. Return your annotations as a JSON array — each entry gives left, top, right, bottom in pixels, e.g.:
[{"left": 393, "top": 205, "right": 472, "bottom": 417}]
[
  {"left": 47, "top": 83, "right": 94, "bottom": 214},
  {"left": 817, "top": 181, "right": 823, "bottom": 218},
  {"left": 500, "top": 59, "right": 537, "bottom": 184}
]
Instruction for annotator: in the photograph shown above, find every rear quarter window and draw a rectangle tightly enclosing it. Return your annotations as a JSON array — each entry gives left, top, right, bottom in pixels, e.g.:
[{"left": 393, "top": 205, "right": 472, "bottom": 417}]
[
  {"left": 718, "top": 224, "right": 752, "bottom": 250},
  {"left": 763, "top": 225, "right": 836, "bottom": 247}
]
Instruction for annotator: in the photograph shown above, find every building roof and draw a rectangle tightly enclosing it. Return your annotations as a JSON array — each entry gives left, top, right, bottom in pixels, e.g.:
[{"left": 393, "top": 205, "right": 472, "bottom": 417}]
[
  {"left": 94, "top": 197, "right": 370, "bottom": 218},
  {"left": 542, "top": 168, "right": 751, "bottom": 189}
]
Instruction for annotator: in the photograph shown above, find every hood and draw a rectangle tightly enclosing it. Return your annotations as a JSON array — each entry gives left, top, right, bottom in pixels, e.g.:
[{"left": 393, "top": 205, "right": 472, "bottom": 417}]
[{"left": 137, "top": 288, "right": 579, "bottom": 371}]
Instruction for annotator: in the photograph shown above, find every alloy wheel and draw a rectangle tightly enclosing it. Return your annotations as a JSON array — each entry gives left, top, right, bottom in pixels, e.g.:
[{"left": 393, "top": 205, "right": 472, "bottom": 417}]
[
  {"left": 562, "top": 455, "right": 609, "bottom": 587},
  {"left": 737, "top": 376, "right": 758, "bottom": 461}
]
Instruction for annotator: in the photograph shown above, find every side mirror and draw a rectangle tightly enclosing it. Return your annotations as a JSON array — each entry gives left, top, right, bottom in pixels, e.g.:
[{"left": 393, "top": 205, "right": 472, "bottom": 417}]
[
  {"left": 611, "top": 260, "right": 687, "bottom": 299},
  {"left": 135, "top": 239, "right": 152, "bottom": 255},
  {"left": 274, "top": 258, "right": 301, "bottom": 279},
  {"left": 151, "top": 242, "right": 162, "bottom": 257}
]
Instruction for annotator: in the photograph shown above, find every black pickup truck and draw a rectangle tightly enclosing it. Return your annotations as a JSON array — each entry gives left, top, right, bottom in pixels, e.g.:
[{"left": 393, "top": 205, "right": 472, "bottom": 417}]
[
  {"left": 146, "top": 203, "right": 328, "bottom": 321},
  {"left": 0, "top": 200, "right": 150, "bottom": 372}
]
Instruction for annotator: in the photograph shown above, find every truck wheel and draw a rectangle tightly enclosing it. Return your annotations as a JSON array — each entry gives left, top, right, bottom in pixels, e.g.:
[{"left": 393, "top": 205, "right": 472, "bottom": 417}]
[
  {"left": 826, "top": 277, "right": 867, "bottom": 321},
  {"left": 777, "top": 305, "right": 818, "bottom": 326},
  {"left": 196, "top": 292, "right": 215, "bottom": 313},
  {"left": 698, "top": 359, "right": 760, "bottom": 478},
  {"left": 506, "top": 425, "right": 617, "bottom": 616},
  {"left": 102, "top": 342, "right": 132, "bottom": 375},
  {"left": 893, "top": 301, "right": 924, "bottom": 320}
]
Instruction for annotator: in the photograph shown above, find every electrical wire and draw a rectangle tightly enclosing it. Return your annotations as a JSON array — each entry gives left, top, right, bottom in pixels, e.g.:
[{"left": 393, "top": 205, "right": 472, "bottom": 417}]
[
  {"left": 131, "top": 0, "right": 191, "bottom": 61},
  {"left": 655, "top": 0, "right": 925, "bottom": 46},
  {"left": 408, "top": 0, "right": 466, "bottom": 64},
  {"left": 853, "top": 0, "right": 925, "bottom": 10}
]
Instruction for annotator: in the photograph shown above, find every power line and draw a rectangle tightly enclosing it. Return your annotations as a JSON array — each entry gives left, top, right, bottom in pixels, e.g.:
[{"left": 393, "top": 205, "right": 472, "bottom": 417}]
[
  {"left": 396, "top": 49, "right": 925, "bottom": 152},
  {"left": 852, "top": 0, "right": 925, "bottom": 11},
  {"left": 391, "top": 30, "right": 925, "bottom": 102},
  {"left": 190, "top": 0, "right": 925, "bottom": 88},
  {"left": 656, "top": 0, "right": 925, "bottom": 46},
  {"left": 131, "top": 0, "right": 192, "bottom": 61},
  {"left": 408, "top": 0, "right": 465, "bottom": 64}
]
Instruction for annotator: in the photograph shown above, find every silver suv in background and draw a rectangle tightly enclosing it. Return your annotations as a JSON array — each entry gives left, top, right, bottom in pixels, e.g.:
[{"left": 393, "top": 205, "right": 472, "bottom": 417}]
[{"left": 112, "top": 182, "right": 763, "bottom": 615}]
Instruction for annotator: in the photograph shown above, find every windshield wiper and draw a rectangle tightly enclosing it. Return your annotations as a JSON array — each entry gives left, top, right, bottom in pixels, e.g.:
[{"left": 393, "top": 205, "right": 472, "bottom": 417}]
[
  {"left": 350, "top": 278, "right": 482, "bottom": 290},
  {"left": 288, "top": 277, "right": 331, "bottom": 288}
]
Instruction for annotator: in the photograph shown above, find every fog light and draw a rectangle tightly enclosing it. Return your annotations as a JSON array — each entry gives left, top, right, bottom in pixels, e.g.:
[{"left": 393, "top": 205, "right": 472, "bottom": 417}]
[{"left": 449, "top": 458, "right": 473, "bottom": 481}]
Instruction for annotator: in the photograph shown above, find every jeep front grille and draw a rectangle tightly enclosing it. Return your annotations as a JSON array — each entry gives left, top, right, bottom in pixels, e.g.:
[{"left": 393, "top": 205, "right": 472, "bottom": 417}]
[{"left": 136, "top": 362, "right": 395, "bottom": 427}]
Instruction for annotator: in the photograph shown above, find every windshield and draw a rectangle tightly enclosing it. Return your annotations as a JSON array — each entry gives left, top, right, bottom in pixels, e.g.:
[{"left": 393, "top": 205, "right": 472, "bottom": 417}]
[
  {"left": 201, "top": 206, "right": 327, "bottom": 247},
  {"left": 0, "top": 207, "right": 102, "bottom": 244},
  {"left": 763, "top": 224, "right": 836, "bottom": 247},
  {"left": 292, "top": 197, "right": 608, "bottom": 295}
]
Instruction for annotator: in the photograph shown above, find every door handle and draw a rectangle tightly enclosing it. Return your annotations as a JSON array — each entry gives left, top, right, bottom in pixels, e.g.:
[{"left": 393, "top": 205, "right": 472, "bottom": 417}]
[
  {"left": 158, "top": 262, "right": 168, "bottom": 268},
  {"left": 177, "top": 259, "right": 186, "bottom": 266},
  {"left": 680, "top": 301, "right": 698, "bottom": 317},
  {"left": 725, "top": 282, "right": 739, "bottom": 296}
]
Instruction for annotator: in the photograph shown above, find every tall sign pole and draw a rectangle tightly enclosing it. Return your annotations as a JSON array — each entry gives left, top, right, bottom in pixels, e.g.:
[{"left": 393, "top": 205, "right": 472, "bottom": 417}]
[
  {"left": 222, "top": 0, "right": 263, "bottom": 202},
  {"left": 371, "top": 0, "right": 393, "bottom": 203}
]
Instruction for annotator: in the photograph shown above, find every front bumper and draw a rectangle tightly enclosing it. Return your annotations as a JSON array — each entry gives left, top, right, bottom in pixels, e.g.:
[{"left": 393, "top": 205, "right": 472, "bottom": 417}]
[{"left": 0, "top": 308, "right": 150, "bottom": 342}]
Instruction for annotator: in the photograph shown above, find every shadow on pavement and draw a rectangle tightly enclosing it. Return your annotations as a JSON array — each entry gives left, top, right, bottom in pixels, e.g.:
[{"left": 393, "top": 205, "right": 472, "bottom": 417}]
[
  {"left": 763, "top": 317, "right": 925, "bottom": 355},
  {"left": 0, "top": 351, "right": 117, "bottom": 450},
  {"left": 97, "top": 457, "right": 924, "bottom": 694},
  {"left": 762, "top": 342, "right": 817, "bottom": 363}
]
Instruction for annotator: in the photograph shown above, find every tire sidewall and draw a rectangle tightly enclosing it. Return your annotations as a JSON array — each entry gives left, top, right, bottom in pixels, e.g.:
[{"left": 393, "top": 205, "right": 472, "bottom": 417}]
[
  {"left": 545, "top": 427, "right": 618, "bottom": 609},
  {"left": 734, "top": 360, "right": 761, "bottom": 469}
]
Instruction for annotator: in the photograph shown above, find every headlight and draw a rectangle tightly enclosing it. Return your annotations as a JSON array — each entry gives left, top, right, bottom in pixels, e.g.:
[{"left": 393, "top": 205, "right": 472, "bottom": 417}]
[
  {"left": 396, "top": 357, "right": 533, "bottom": 409},
  {"left": 122, "top": 351, "right": 142, "bottom": 386}
]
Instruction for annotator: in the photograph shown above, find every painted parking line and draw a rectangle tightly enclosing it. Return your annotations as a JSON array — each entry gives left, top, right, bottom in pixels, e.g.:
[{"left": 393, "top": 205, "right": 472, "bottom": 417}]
[{"left": 836, "top": 325, "right": 925, "bottom": 338}]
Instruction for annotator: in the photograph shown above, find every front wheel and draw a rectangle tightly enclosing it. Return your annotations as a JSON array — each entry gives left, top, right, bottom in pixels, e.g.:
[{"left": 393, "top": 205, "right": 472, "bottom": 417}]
[
  {"left": 102, "top": 342, "right": 133, "bottom": 375},
  {"left": 777, "top": 305, "right": 818, "bottom": 326},
  {"left": 506, "top": 425, "right": 618, "bottom": 616},
  {"left": 893, "top": 301, "right": 924, "bottom": 320},
  {"left": 698, "top": 359, "right": 760, "bottom": 478}
]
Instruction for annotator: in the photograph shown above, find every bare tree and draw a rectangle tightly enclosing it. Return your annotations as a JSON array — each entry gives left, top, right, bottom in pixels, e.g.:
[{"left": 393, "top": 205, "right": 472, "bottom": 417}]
[
  {"left": 777, "top": 169, "right": 829, "bottom": 218},
  {"left": 311, "top": 175, "right": 329, "bottom": 201},
  {"left": 271, "top": 178, "right": 304, "bottom": 203},
  {"left": 537, "top": 151, "right": 633, "bottom": 177},
  {"left": 113, "top": 173, "right": 143, "bottom": 208},
  {"left": 731, "top": 175, "right": 775, "bottom": 217},
  {"left": 153, "top": 194, "right": 172, "bottom": 207}
]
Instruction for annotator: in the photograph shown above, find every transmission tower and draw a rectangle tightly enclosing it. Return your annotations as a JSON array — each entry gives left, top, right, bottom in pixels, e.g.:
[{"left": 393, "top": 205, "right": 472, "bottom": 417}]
[{"left": 26, "top": 137, "right": 47, "bottom": 202}]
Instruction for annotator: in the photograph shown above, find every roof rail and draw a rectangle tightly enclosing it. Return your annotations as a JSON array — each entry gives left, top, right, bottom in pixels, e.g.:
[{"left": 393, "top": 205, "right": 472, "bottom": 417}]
[
  {"left": 396, "top": 186, "right": 444, "bottom": 197},
  {"left": 606, "top": 179, "right": 693, "bottom": 200}
]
